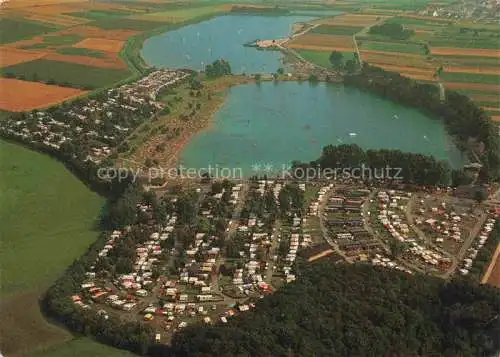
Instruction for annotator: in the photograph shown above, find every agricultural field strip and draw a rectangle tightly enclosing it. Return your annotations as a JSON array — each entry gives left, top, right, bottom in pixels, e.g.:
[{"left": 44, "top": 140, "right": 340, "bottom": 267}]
[
  {"left": 287, "top": 34, "right": 355, "bottom": 51},
  {"left": 0, "top": 46, "right": 47, "bottom": 68},
  {"left": 0, "top": 78, "right": 88, "bottom": 112},
  {"left": 73, "top": 38, "right": 125, "bottom": 53},
  {"left": 430, "top": 47, "right": 500, "bottom": 58}
]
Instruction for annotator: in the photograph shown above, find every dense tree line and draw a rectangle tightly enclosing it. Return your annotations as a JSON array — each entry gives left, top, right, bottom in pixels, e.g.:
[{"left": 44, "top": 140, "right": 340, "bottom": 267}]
[
  {"left": 171, "top": 262, "right": 500, "bottom": 357},
  {"left": 292, "top": 143, "right": 452, "bottom": 186},
  {"left": 343, "top": 65, "right": 500, "bottom": 182},
  {"left": 368, "top": 23, "right": 414, "bottom": 40},
  {"left": 205, "top": 59, "right": 231, "bottom": 78}
]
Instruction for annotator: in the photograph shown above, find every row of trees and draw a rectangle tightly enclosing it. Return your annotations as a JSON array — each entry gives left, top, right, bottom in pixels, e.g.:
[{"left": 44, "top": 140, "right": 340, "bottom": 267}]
[
  {"left": 205, "top": 59, "right": 231, "bottom": 78},
  {"left": 343, "top": 64, "right": 500, "bottom": 181}
]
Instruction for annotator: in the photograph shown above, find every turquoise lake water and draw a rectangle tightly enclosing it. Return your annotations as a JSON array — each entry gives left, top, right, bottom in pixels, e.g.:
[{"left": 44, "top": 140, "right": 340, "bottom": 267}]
[
  {"left": 141, "top": 15, "right": 464, "bottom": 176},
  {"left": 141, "top": 15, "right": 317, "bottom": 73},
  {"left": 181, "top": 82, "right": 464, "bottom": 176}
]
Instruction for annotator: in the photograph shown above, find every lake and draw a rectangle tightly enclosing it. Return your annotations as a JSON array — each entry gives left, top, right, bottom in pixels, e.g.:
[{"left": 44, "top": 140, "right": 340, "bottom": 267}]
[
  {"left": 181, "top": 82, "right": 464, "bottom": 176},
  {"left": 141, "top": 14, "right": 317, "bottom": 73}
]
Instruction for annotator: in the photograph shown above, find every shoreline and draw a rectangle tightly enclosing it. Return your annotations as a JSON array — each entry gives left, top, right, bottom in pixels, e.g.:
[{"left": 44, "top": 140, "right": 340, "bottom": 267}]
[{"left": 121, "top": 75, "right": 253, "bottom": 177}]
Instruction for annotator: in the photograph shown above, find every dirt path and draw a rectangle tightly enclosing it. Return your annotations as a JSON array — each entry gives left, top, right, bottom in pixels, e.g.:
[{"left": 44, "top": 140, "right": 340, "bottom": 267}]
[{"left": 481, "top": 243, "right": 500, "bottom": 286}]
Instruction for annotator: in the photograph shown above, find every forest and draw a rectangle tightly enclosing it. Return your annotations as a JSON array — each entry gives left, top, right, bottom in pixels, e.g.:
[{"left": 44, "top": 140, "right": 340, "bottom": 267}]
[
  {"left": 170, "top": 261, "right": 500, "bottom": 357},
  {"left": 292, "top": 143, "right": 453, "bottom": 186}
]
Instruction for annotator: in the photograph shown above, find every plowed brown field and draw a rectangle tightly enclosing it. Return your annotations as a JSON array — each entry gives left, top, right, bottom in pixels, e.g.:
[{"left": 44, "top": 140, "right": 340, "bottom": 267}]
[
  {"left": 2, "top": 0, "right": 82, "bottom": 9},
  {"left": 288, "top": 34, "right": 354, "bottom": 51},
  {"left": 361, "top": 52, "right": 436, "bottom": 68},
  {"left": 73, "top": 38, "right": 125, "bottom": 53},
  {"left": 44, "top": 52, "right": 127, "bottom": 69},
  {"left": 56, "top": 26, "right": 139, "bottom": 41},
  {"left": 443, "top": 66, "right": 500, "bottom": 76},
  {"left": 444, "top": 82, "right": 500, "bottom": 92},
  {"left": 481, "top": 106, "right": 500, "bottom": 112},
  {"left": 430, "top": 47, "right": 500, "bottom": 58},
  {"left": 401, "top": 73, "right": 437, "bottom": 81},
  {"left": 0, "top": 78, "right": 87, "bottom": 111},
  {"left": 491, "top": 116, "right": 500, "bottom": 122},
  {"left": 469, "top": 94, "right": 499, "bottom": 103},
  {"left": 0, "top": 47, "right": 46, "bottom": 68}
]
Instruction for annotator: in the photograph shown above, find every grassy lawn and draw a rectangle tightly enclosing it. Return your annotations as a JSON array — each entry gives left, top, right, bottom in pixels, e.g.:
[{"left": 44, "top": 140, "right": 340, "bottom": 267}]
[
  {"left": 57, "top": 47, "right": 107, "bottom": 58},
  {"left": 297, "top": 50, "right": 355, "bottom": 68},
  {"left": 29, "top": 338, "right": 137, "bottom": 357},
  {"left": 359, "top": 40, "right": 426, "bottom": 54},
  {"left": 1, "top": 59, "right": 131, "bottom": 89},
  {"left": 312, "top": 24, "right": 364, "bottom": 36},
  {"left": 0, "top": 140, "right": 104, "bottom": 296},
  {"left": 0, "top": 18, "right": 58, "bottom": 44},
  {"left": 441, "top": 72, "right": 500, "bottom": 85}
]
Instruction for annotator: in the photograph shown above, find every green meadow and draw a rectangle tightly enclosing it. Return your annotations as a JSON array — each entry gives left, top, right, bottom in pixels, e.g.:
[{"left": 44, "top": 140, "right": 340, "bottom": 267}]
[
  {"left": 1, "top": 59, "right": 131, "bottom": 89},
  {"left": 0, "top": 140, "right": 105, "bottom": 356},
  {"left": 0, "top": 18, "right": 58, "bottom": 44},
  {"left": 359, "top": 40, "right": 426, "bottom": 54},
  {"left": 297, "top": 50, "right": 356, "bottom": 68},
  {"left": 0, "top": 140, "right": 104, "bottom": 296}
]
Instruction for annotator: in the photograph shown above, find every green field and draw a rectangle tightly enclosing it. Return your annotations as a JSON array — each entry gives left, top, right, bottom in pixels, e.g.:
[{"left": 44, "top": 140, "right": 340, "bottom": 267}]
[
  {"left": 359, "top": 40, "right": 426, "bottom": 54},
  {"left": 436, "top": 55, "right": 500, "bottom": 67},
  {"left": 57, "top": 47, "right": 107, "bottom": 58},
  {"left": 89, "top": 18, "right": 172, "bottom": 30},
  {"left": 311, "top": 24, "right": 364, "bottom": 36},
  {"left": 20, "top": 35, "right": 83, "bottom": 50},
  {"left": 0, "top": 18, "right": 58, "bottom": 44},
  {"left": 42, "top": 35, "right": 83, "bottom": 45},
  {"left": 387, "top": 16, "right": 449, "bottom": 27},
  {"left": 297, "top": 50, "right": 355, "bottom": 68},
  {"left": 29, "top": 338, "right": 137, "bottom": 357},
  {"left": 1, "top": 59, "right": 131, "bottom": 89},
  {"left": 441, "top": 72, "right": 500, "bottom": 85},
  {"left": 70, "top": 9, "right": 137, "bottom": 20},
  {"left": 134, "top": 5, "right": 226, "bottom": 23},
  {"left": 0, "top": 140, "right": 104, "bottom": 296},
  {"left": 0, "top": 140, "right": 104, "bottom": 356}
]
